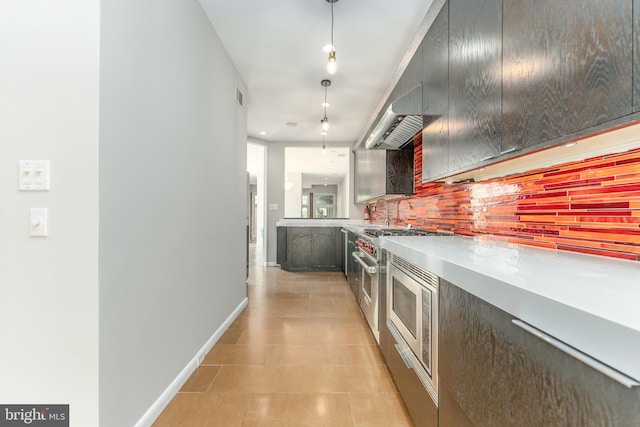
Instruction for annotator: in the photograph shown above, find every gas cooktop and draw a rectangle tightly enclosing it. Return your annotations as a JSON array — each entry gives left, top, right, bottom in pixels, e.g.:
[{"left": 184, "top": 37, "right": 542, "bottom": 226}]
[{"left": 363, "top": 228, "right": 446, "bottom": 237}]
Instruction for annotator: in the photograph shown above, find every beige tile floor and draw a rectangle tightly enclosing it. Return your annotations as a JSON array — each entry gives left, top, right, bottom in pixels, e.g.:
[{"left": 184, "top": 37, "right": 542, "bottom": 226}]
[{"left": 154, "top": 245, "right": 414, "bottom": 426}]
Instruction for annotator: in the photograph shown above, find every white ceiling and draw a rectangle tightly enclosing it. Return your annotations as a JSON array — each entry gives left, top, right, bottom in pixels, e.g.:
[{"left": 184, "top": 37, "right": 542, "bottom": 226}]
[
  {"left": 198, "top": 0, "right": 434, "bottom": 146},
  {"left": 285, "top": 146, "right": 350, "bottom": 186}
]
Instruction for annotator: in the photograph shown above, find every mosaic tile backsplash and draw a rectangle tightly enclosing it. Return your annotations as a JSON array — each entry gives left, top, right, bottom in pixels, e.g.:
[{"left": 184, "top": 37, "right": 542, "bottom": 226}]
[{"left": 369, "top": 133, "right": 640, "bottom": 261}]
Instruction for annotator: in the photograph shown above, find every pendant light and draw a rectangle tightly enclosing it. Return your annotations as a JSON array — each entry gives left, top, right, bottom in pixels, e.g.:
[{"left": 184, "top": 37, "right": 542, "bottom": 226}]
[
  {"left": 320, "top": 79, "right": 331, "bottom": 132},
  {"left": 326, "top": 0, "right": 339, "bottom": 75}
]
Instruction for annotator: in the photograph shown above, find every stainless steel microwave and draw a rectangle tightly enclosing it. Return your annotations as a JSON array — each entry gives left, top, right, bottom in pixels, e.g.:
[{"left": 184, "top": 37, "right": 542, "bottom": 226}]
[{"left": 387, "top": 255, "right": 439, "bottom": 405}]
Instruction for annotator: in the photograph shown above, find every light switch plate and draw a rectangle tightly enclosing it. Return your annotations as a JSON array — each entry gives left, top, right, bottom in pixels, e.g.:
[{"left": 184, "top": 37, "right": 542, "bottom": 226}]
[
  {"left": 30, "top": 208, "right": 48, "bottom": 237},
  {"left": 19, "top": 160, "right": 50, "bottom": 191}
]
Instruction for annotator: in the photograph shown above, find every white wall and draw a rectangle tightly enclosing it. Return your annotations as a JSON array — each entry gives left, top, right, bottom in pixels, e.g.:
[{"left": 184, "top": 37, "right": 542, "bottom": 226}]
[
  {"left": 349, "top": 150, "right": 364, "bottom": 219},
  {"left": 265, "top": 143, "right": 285, "bottom": 265},
  {"left": 99, "top": 0, "right": 247, "bottom": 425},
  {"left": 0, "top": 1, "right": 100, "bottom": 425},
  {"left": 284, "top": 172, "right": 302, "bottom": 217},
  {"left": 337, "top": 175, "right": 348, "bottom": 218}
]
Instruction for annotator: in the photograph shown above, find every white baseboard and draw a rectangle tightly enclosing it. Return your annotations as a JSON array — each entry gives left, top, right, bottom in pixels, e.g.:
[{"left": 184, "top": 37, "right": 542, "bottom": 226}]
[{"left": 134, "top": 297, "right": 249, "bottom": 427}]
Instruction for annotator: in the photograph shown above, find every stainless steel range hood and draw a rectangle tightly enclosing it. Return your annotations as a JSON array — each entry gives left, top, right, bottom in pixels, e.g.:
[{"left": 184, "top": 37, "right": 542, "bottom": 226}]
[{"left": 365, "top": 84, "right": 424, "bottom": 150}]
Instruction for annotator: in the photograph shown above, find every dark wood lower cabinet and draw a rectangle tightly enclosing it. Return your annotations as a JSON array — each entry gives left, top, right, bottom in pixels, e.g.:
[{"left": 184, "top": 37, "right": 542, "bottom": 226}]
[
  {"left": 277, "top": 227, "right": 343, "bottom": 272},
  {"left": 438, "top": 384, "right": 472, "bottom": 427},
  {"left": 386, "top": 324, "right": 438, "bottom": 427},
  {"left": 439, "top": 279, "right": 640, "bottom": 427}
]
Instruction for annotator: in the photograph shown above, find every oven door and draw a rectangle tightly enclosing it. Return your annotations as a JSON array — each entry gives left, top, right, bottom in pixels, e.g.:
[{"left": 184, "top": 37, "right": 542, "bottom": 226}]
[{"left": 352, "top": 249, "right": 379, "bottom": 342}]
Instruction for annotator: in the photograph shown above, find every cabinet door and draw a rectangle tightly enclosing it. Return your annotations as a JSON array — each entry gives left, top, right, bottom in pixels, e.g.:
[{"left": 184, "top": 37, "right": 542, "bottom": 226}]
[
  {"left": 286, "top": 228, "right": 313, "bottom": 269},
  {"left": 400, "top": 41, "right": 423, "bottom": 96},
  {"left": 386, "top": 324, "right": 438, "bottom": 427},
  {"left": 448, "top": 0, "right": 502, "bottom": 174},
  {"left": 354, "top": 149, "right": 372, "bottom": 203},
  {"left": 502, "top": 0, "right": 633, "bottom": 151},
  {"left": 276, "top": 227, "right": 287, "bottom": 266},
  {"left": 421, "top": 2, "right": 449, "bottom": 181},
  {"left": 354, "top": 148, "right": 388, "bottom": 202},
  {"left": 386, "top": 147, "right": 414, "bottom": 195},
  {"left": 635, "top": 0, "right": 640, "bottom": 112},
  {"left": 372, "top": 148, "right": 386, "bottom": 199},
  {"left": 311, "top": 228, "right": 341, "bottom": 268},
  {"left": 439, "top": 280, "right": 640, "bottom": 427}
]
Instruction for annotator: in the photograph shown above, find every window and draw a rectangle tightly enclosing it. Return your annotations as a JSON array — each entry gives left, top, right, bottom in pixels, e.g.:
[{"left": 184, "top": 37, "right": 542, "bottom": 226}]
[
  {"left": 313, "top": 193, "right": 335, "bottom": 218},
  {"left": 301, "top": 194, "right": 309, "bottom": 218}
]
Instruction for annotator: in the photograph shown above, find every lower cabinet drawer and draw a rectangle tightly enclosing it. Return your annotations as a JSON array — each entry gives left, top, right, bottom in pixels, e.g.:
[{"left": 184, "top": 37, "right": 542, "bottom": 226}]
[{"left": 386, "top": 324, "right": 438, "bottom": 427}]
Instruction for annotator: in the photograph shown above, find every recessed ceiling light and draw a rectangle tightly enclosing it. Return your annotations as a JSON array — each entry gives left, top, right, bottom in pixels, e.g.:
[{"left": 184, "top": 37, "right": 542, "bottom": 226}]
[{"left": 259, "top": 131, "right": 267, "bottom": 135}]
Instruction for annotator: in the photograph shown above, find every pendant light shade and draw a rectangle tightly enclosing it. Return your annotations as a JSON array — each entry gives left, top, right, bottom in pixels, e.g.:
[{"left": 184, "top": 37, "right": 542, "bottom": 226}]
[
  {"left": 321, "top": 116, "right": 329, "bottom": 131},
  {"left": 327, "top": 50, "right": 337, "bottom": 75},
  {"left": 320, "top": 79, "right": 331, "bottom": 133}
]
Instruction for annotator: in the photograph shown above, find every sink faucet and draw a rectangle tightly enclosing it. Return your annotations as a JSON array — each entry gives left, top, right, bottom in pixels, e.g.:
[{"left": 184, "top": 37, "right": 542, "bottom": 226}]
[{"left": 373, "top": 199, "right": 390, "bottom": 227}]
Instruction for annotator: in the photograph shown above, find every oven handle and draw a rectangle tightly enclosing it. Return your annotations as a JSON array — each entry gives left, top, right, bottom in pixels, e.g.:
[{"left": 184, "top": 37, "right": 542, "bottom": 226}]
[
  {"left": 352, "top": 251, "right": 377, "bottom": 274},
  {"left": 395, "top": 343, "right": 414, "bottom": 370}
]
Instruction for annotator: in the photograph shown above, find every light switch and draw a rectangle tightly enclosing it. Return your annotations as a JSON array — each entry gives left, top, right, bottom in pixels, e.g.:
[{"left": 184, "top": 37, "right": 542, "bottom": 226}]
[
  {"left": 269, "top": 203, "right": 278, "bottom": 211},
  {"left": 30, "top": 208, "right": 48, "bottom": 237},
  {"left": 19, "top": 160, "right": 50, "bottom": 191}
]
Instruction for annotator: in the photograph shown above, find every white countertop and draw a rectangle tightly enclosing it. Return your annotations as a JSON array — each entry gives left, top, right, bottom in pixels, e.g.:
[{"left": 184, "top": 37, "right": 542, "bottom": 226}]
[
  {"left": 276, "top": 219, "right": 367, "bottom": 228},
  {"left": 380, "top": 235, "right": 640, "bottom": 382}
]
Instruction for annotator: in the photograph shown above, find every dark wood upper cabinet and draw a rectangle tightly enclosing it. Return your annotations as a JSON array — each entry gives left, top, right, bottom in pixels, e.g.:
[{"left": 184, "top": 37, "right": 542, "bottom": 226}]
[
  {"left": 635, "top": 0, "right": 640, "bottom": 112},
  {"left": 421, "top": 2, "right": 449, "bottom": 181},
  {"left": 354, "top": 146, "right": 414, "bottom": 203},
  {"left": 502, "top": 0, "right": 633, "bottom": 151},
  {"left": 448, "top": 0, "right": 502, "bottom": 174}
]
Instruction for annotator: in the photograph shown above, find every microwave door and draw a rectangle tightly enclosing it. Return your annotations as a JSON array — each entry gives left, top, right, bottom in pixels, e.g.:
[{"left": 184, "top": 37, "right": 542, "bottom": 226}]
[{"left": 392, "top": 275, "right": 418, "bottom": 338}]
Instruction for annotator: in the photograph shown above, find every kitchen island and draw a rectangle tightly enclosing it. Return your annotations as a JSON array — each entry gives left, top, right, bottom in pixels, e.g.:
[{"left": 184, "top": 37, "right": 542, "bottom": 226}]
[{"left": 276, "top": 219, "right": 366, "bottom": 272}]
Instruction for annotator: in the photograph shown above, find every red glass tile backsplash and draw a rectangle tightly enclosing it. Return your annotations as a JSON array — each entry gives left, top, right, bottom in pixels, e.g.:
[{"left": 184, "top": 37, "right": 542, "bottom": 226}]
[{"left": 368, "top": 133, "right": 640, "bottom": 261}]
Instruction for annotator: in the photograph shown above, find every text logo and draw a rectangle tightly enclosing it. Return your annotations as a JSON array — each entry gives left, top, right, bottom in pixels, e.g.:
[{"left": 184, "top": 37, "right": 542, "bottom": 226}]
[{"left": 0, "top": 405, "right": 68, "bottom": 426}]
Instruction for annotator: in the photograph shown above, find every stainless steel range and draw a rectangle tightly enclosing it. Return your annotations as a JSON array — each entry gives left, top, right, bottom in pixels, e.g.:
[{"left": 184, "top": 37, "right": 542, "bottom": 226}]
[{"left": 351, "top": 227, "right": 446, "bottom": 343}]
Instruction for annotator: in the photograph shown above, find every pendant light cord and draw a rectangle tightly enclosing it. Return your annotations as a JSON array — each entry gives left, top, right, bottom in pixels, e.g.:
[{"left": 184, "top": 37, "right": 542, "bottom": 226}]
[{"left": 330, "top": 1, "right": 334, "bottom": 47}]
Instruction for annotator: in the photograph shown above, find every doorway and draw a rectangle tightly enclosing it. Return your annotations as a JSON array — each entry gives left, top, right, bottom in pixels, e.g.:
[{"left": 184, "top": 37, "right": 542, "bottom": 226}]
[{"left": 247, "top": 143, "right": 265, "bottom": 266}]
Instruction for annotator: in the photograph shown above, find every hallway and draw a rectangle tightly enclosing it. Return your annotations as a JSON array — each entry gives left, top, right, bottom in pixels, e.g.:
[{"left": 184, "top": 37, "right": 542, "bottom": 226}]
[{"left": 153, "top": 244, "right": 414, "bottom": 426}]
